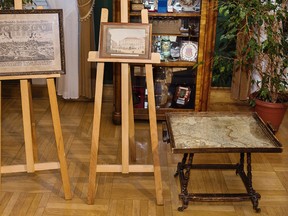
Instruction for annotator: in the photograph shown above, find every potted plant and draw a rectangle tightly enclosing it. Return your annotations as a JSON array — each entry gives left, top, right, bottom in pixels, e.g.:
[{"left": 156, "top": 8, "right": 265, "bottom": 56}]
[{"left": 215, "top": 0, "right": 288, "bottom": 131}]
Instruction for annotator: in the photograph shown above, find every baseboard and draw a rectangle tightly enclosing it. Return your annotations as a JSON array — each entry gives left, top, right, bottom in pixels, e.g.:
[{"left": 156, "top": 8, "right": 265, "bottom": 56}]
[
  {"left": 210, "top": 87, "right": 249, "bottom": 104},
  {"left": 208, "top": 87, "right": 251, "bottom": 112}
]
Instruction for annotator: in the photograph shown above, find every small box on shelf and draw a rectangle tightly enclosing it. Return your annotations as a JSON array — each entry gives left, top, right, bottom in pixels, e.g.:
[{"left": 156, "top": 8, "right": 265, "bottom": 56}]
[
  {"left": 131, "top": 3, "right": 144, "bottom": 11},
  {"left": 157, "top": 0, "right": 168, "bottom": 13}
]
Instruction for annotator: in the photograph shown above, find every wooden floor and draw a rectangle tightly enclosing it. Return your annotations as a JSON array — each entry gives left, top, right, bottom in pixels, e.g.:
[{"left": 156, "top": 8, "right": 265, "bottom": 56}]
[{"left": 1, "top": 90, "right": 288, "bottom": 216}]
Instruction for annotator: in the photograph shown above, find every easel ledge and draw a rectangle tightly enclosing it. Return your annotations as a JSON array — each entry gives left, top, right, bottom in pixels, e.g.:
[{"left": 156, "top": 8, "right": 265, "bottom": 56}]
[
  {"left": 88, "top": 51, "right": 160, "bottom": 64},
  {"left": 0, "top": 74, "right": 60, "bottom": 81}
]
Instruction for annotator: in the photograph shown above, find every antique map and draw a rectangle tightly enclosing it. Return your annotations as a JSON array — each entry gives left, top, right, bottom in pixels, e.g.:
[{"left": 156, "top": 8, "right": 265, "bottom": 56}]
[{"left": 167, "top": 113, "right": 281, "bottom": 151}]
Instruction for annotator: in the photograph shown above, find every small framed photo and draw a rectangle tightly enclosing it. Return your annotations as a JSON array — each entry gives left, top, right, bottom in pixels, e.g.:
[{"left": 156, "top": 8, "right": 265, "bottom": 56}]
[
  {"left": 0, "top": 9, "right": 65, "bottom": 76},
  {"left": 99, "top": 22, "right": 152, "bottom": 60},
  {"left": 173, "top": 85, "right": 192, "bottom": 107}
]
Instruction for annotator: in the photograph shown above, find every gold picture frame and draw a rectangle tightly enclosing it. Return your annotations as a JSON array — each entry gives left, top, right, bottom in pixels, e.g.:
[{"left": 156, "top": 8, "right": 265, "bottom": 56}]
[
  {"left": 99, "top": 22, "right": 152, "bottom": 60},
  {"left": 0, "top": 9, "right": 65, "bottom": 76}
]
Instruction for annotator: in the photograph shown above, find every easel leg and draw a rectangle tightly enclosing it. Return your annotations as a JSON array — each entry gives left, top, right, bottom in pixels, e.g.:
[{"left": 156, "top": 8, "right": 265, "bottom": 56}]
[
  {"left": 87, "top": 62, "right": 105, "bottom": 204},
  {"left": 128, "top": 67, "right": 136, "bottom": 162},
  {"left": 20, "top": 80, "right": 35, "bottom": 173},
  {"left": 28, "top": 80, "right": 38, "bottom": 162},
  {"left": 145, "top": 64, "right": 164, "bottom": 205},
  {"left": 121, "top": 63, "right": 130, "bottom": 174},
  {"left": 47, "top": 78, "right": 72, "bottom": 200},
  {"left": 0, "top": 81, "right": 2, "bottom": 184}
]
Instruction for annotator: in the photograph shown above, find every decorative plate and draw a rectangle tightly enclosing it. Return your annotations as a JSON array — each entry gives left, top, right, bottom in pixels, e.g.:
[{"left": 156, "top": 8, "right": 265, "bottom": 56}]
[{"left": 180, "top": 41, "right": 198, "bottom": 62}]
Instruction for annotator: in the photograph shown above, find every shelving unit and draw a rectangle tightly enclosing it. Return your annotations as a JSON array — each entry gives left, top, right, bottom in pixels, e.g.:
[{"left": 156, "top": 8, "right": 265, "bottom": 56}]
[{"left": 112, "top": 0, "right": 218, "bottom": 123}]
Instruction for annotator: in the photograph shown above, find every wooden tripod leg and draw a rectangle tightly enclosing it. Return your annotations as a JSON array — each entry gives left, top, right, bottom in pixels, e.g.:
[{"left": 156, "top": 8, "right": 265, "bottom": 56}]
[
  {"left": 20, "top": 80, "right": 35, "bottom": 173},
  {"left": 128, "top": 67, "right": 136, "bottom": 162},
  {"left": 27, "top": 80, "right": 38, "bottom": 162},
  {"left": 121, "top": 63, "right": 130, "bottom": 174},
  {"left": 145, "top": 64, "right": 164, "bottom": 205},
  {"left": 0, "top": 81, "right": 2, "bottom": 183},
  {"left": 47, "top": 78, "right": 72, "bottom": 200},
  {"left": 87, "top": 7, "right": 108, "bottom": 205},
  {"left": 87, "top": 62, "right": 105, "bottom": 205}
]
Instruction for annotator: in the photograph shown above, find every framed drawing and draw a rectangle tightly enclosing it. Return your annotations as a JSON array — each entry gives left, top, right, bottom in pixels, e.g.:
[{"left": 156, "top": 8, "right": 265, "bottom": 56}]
[
  {"left": 0, "top": 9, "right": 65, "bottom": 76},
  {"left": 99, "top": 22, "right": 152, "bottom": 60}
]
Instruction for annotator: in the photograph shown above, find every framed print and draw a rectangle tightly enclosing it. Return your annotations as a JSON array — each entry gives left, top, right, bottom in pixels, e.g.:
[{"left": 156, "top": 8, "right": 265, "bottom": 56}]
[
  {"left": 99, "top": 22, "right": 152, "bottom": 60},
  {"left": 0, "top": 9, "right": 65, "bottom": 76}
]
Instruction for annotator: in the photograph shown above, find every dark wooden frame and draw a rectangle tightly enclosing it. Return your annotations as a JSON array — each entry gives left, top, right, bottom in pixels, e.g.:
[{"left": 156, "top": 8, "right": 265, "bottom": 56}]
[{"left": 0, "top": 9, "right": 65, "bottom": 76}]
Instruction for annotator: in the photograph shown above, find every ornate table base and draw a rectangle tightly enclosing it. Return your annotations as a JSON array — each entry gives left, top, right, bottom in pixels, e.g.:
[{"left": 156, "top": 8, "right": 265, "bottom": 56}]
[{"left": 175, "top": 153, "right": 261, "bottom": 212}]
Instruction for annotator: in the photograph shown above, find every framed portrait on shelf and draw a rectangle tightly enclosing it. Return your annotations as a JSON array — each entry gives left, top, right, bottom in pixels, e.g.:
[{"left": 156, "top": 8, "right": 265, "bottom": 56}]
[
  {"left": 0, "top": 9, "right": 65, "bottom": 76},
  {"left": 99, "top": 22, "right": 152, "bottom": 60}
]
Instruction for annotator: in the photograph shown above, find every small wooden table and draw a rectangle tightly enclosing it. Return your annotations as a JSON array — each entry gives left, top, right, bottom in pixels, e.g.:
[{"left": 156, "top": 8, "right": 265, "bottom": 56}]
[{"left": 165, "top": 112, "right": 283, "bottom": 212}]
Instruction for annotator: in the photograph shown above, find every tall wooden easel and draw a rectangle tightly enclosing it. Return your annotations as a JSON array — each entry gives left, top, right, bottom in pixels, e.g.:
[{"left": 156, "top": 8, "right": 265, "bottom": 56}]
[
  {"left": 0, "top": 0, "right": 71, "bottom": 200},
  {"left": 87, "top": 7, "right": 163, "bottom": 205}
]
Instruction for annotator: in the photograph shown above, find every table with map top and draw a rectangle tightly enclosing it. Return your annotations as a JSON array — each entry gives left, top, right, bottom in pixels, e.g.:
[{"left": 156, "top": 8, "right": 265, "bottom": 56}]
[{"left": 165, "top": 112, "right": 283, "bottom": 212}]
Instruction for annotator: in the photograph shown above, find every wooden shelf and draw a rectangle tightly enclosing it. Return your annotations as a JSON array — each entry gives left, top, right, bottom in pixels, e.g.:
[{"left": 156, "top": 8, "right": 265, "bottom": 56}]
[
  {"left": 129, "top": 11, "right": 201, "bottom": 17},
  {"left": 154, "top": 61, "right": 197, "bottom": 67},
  {"left": 129, "top": 61, "right": 197, "bottom": 67}
]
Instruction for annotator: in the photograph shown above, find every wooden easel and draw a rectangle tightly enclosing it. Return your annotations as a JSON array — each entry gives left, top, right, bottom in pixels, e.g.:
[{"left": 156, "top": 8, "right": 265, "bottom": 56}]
[
  {"left": 87, "top": 8, "right": 163, "bottom": 205},
  {"left": 0, "top": 0, "right": 71, "bottom": 200}
]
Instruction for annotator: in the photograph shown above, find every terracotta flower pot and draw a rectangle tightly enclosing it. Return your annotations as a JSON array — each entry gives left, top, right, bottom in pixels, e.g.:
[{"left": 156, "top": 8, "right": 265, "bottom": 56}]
[{"left": 255, "top": 99, "right": 287, "bottom": 132}]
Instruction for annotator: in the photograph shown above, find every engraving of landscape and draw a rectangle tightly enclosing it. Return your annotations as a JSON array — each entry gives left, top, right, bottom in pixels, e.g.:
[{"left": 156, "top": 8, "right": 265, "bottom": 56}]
[
  {"left": 169, "top": 115, "right": 277, "bottom": 149},
  {"left": 0, "top": 20, "right": 54, "bottom": 68},
  {"left": 107, "top": 28, "right": 145, "bottom": 56}
]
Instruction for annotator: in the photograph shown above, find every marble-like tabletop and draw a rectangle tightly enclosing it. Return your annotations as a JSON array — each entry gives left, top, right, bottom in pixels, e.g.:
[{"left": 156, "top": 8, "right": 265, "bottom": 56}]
[{"left": 166, "top": 112, "right": 282, "bottom": 153}]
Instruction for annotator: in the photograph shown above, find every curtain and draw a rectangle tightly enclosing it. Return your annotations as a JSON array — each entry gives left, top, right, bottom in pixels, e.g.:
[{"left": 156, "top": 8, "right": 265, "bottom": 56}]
[
  {"left": 46, "top": 0, "right": 80, "bottom": 99},
  {"left": 77, "top": 0, "right": 96, "bottom": 98}
]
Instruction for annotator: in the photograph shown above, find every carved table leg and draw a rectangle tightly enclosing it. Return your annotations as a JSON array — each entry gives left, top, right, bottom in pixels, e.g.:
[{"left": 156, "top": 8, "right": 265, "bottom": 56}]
[
  {"left": 174, "top": 153, "right": 188, "bottom": 177},
  {"left": 236, "top": 152, "right": 245, "bottom": 175},
  {"left": 177, "top": 153, "right": 194, "bottom": 211},
  {"left": 246, "top": 153, "right": 261, "bottom": 213}
]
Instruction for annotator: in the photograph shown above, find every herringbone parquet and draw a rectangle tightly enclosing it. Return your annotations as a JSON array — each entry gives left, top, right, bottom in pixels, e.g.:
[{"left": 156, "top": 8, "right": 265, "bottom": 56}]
[{"left": 1, "top": 92, "right": 287, "bottom": 216}]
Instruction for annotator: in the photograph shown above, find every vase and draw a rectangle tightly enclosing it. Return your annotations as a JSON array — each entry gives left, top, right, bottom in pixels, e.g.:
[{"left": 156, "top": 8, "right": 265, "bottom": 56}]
[{"left": 255, "top": 99, "right": 287, "bottom": 132}]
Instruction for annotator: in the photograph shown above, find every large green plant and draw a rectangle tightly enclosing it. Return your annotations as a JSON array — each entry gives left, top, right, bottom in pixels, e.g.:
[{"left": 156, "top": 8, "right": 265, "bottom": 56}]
[
  {"left": 217, "top": 0, "right": 288, "bottom": 104},
  {"left": 0, "top": 0, "right": 33, "bottom": 9}
]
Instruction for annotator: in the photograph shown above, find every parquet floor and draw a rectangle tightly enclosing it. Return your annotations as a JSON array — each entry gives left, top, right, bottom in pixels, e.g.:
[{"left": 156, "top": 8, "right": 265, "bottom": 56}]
[{"left": 0, "top": 93, "right": 287, "bottom": 216}]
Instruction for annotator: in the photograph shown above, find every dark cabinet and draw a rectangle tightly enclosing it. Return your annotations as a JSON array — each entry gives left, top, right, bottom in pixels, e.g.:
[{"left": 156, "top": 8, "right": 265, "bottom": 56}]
[{"left": 112, "top": 0, "right": 218, "bottom": 124}]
